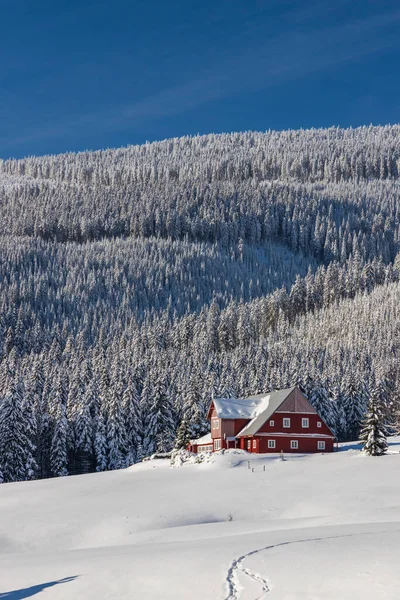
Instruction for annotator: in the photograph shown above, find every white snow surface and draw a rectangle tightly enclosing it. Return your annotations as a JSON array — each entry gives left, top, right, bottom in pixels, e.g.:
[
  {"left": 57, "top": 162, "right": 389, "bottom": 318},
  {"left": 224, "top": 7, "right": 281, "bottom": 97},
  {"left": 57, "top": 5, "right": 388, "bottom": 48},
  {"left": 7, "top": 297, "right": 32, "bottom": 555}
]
[
  {"left": 190, "top": 431, "right": 212, "bottom": 445},
  {"left": 1, "top": 439, "right": 400, "bottom": 599},
  {"left": 213, "top": 394, "right": 270, "bottom": 419}
]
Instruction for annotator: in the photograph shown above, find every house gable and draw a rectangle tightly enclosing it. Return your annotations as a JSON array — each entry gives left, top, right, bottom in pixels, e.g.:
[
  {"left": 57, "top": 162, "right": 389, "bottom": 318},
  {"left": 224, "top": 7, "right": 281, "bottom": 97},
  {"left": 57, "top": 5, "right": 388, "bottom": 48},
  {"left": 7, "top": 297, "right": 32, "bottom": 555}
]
[
  {"left": 236, "top": 387, "right": 296, "bottom": 437},
  {"left": 208, "top": 400, "right": 255, "bottom": 440},
  {"left": 207, "top": 401, "right": 216, "bottom": 420},
  {"left": 236, "top": 387, "right": 335, "bottom": 438},
  {"left": 274, "top": 388, "right": 317, "bottom": 414}
]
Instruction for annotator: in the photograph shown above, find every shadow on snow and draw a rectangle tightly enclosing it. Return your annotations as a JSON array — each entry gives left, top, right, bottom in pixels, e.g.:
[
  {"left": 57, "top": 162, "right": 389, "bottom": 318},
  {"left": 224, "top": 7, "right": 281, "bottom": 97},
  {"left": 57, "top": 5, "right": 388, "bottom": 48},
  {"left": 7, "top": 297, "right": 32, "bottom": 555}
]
[
  {"left": 0, "top": 576, "right": 78, "bottom": 599},
  {"left": 337, "top": 440, "right": 400, "bottom": 453}
]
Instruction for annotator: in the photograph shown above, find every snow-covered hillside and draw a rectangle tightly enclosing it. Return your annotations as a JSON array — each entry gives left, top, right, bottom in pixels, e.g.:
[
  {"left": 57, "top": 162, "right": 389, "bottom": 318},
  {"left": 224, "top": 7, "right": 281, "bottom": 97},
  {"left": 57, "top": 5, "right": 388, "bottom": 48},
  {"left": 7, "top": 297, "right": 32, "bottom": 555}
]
[{"left": 1, "top": 441, "right": 400, "bottom": 599}]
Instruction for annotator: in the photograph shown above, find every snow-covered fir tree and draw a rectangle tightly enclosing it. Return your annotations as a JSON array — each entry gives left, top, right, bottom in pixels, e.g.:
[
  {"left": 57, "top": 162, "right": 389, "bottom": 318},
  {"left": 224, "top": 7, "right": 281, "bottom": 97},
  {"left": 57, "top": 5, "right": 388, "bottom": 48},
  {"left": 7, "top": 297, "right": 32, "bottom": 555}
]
[
  {"left": 94, "top": 411, "right": 108, "bottom": 472},
  {"left": 0, "top": 378, "right": 37, "bottom": 482},
  {"left": 360, "top": 389, "right": 388, "bottom": 456},
  {"left": 174, "top": 418, "right": 192, "bottom": 450},
  {"left": 50, "top": 398, "right": 69, "bottom": 477}
]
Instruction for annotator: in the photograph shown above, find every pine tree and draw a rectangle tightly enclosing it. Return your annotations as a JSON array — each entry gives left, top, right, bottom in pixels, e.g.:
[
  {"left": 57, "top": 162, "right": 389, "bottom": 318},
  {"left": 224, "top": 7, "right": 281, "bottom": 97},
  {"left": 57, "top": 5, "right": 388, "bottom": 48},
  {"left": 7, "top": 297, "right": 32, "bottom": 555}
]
[
  {"left": 50, "top": 399, "right": 69, "bottom": 477},
  {"left": 309, "top": 382, "right": 337, "bottom": 435},
  {"left": 106, "top": 387, "right": 127, "bottom": 470},
  {"left": 144, "top": 374, "right": 175, "bottom": 454},
  {"left": 122, "top": 378, "right": 142, "bottom": 465},
  {"left": 360, "top": 391, "right": 388, "bottom": 456},
  {"left": 341, "top": 372, "right": 366, "bottom": 440},
  {"left": 94, "top": 411, "right": 108, "bottom": 472},
  {"left": 0, "top": 378, "right": 37, "bottom": 482},
  {"left": 75, "top": 401, "right": 94, "bottom": 473},
  {"left": 22, "top": 390, "right": 38, "bottom": 479},
  {"left": 175, "top": 418, "right": 191, "bottom": 449}
]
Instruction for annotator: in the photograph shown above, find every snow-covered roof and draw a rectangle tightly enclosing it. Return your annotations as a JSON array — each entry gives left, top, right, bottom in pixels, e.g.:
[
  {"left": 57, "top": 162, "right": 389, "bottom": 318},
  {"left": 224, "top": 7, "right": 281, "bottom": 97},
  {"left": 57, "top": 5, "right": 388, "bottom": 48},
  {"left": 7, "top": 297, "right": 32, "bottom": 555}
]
[
  {"left": 212, "top": 394, "right": 271, "bottom": 419},
  {"left": 212, "top": 387, "right": 301, "bottom": 436},
  {"left": 237, "top": 387, "right": 297, "bottom": 436},
  {"left": 190, "top": 432, "right": 212, "bottom": 446}
]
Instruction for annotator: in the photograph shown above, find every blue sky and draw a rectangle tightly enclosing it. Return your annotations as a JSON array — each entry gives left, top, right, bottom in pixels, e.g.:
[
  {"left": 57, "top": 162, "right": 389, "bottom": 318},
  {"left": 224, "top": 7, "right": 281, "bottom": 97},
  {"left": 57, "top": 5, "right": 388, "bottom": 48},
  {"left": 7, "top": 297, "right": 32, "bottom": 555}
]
[{"left": 1, "top": 0, "right": 400, "bottom": 158}]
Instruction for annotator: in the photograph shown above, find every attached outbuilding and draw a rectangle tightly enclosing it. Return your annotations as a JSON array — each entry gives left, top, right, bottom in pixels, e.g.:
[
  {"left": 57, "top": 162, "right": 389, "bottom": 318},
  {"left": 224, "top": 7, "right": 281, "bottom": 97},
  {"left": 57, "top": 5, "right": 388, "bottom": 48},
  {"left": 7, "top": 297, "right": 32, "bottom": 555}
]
[{"left": 187, "top": 432, "right": 213, "bottom": 454}]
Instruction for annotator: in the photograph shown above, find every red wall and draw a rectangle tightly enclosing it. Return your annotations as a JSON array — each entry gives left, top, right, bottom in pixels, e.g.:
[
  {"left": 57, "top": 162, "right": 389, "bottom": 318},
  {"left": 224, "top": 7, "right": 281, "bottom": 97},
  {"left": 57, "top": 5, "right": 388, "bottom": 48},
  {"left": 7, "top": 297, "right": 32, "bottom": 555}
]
[
  {"left": 210, "top": 408, "right": 250, "bottom": 440},
  {"left": 257, "top": 412, "right": 332, "bottom": 436},
  {"left": 210, "top": 409, "right": 221, "bottom": 439},
  {"left": 242, "top": 411, "right": 334, "bottom": 453},
  {"left": 256, "top": 436, "right": 334, "bottom": 453},
  {"left": 190, "top": 436, "right": 333, "bottom": 454},
  {"left": 233, "top": 419, "right": 250, "bottom": 436}
]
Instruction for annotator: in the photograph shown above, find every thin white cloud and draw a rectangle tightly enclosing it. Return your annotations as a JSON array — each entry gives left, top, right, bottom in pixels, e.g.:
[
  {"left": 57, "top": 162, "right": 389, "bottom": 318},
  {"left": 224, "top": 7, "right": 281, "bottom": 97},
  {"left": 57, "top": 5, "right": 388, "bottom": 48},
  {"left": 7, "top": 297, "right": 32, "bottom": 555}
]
[{"left": 3, "top": 6, "right": 400, "bottom": 150}]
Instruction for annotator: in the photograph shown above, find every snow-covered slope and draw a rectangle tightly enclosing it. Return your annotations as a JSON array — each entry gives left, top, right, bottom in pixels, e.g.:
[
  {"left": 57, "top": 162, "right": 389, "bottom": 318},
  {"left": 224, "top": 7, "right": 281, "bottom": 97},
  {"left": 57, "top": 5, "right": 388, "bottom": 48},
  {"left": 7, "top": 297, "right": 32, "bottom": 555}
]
[{"left": 1, "top": 441, "right": 400, "bottom": 599}]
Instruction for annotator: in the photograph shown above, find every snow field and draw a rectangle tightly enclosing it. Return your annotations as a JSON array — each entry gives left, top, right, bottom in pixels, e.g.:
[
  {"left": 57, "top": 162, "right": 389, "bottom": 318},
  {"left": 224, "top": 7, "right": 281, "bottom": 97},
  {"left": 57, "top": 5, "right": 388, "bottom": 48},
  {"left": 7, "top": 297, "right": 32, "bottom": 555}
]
[{"left": 0, "top": 440, "right": 400, "bottom": 598}]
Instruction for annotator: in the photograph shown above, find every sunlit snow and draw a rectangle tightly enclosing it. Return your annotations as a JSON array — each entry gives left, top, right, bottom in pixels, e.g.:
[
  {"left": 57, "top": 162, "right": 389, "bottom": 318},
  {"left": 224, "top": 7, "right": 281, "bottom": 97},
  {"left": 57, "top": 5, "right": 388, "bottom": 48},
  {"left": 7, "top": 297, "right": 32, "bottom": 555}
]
[{"left": 0, "top": 439, "right": 399, "bottom": 598}]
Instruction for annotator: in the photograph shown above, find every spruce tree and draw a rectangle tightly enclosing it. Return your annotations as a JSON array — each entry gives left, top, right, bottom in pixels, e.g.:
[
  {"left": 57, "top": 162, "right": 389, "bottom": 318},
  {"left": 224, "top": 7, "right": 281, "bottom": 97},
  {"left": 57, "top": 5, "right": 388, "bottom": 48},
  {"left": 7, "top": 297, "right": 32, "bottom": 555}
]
[
  {"left": 145, "top": 374, "right": 175, "bottom": 454},
  {"left": 94, "top": 411, "right": 108, "bottom": 472},
  {"left": 360, "top": 391, "right": 388, "bottom": 456},
  {"left": 50, "top": 400, "right": 69, "bottom": 477},
  {"left": 175, "top": 418, "right": 191, "bottom": 449},
  {"left": 75, "top": 401, "right": 94, "bottom": 473},
  {"left": 342, "top": 373, "right": 366, "bottom": 440},
  {"left": 0, "top": 379, "right": 37, "bottom": 482},
  {"left": 122, "top": 378, "right": 142, "bottom": 465},
  {"left": 106, "top": 391, "right": 127, "bottom": 470}
]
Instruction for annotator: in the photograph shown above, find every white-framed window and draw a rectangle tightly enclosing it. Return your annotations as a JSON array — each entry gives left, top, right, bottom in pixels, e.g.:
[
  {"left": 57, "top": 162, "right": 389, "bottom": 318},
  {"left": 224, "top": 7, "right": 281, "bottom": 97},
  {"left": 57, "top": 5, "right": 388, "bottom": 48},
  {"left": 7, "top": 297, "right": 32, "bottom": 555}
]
[
  {"left": 269, "top": 420, "right": 275, "bottom": 426},
  {"left": 214, "top": 439, "right": 221, "bottom": 450},
  {"left": 212, "top": 418, "right": 219, "bottom": 430},
  {"left": 247, "top": 440, "right": 251, "bottom": 450},
  {"left": 199, "top": 445, "right": 212, "bottom": 452},
  {"left": 283, "top": 418, "right": 291, "bottom": 428},
  {"left": 253, "top": 439, "right": 257, "bottom": 449},
  {"left": 302, "top": 418, "right": 309, "bottom": 428},
  {"left": 317, "top": 421, "right": 322, "bottom": 428},
  {"left": 317, "top": 441, "right": 325, "bottom": 450},
  {"left": 268, "top": 439, "right": 276, "bottom": 449},
  {"left": 290, "top": 440, "right": 298, "bottom": 449}
]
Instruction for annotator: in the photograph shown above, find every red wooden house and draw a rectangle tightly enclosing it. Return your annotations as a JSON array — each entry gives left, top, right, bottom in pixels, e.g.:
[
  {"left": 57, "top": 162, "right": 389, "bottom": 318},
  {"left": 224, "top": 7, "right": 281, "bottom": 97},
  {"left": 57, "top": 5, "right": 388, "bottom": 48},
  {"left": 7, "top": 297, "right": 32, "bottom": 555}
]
[{"left": 188, "top": 386, "right": 335, "bottom": 454}]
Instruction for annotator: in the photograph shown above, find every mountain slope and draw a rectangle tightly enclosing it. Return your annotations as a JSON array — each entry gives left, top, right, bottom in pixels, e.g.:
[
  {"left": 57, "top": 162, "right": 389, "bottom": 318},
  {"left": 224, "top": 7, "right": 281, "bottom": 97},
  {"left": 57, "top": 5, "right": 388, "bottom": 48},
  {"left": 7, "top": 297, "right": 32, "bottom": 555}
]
[{"left": 0, "top": 125, "right": 400, "bottom": 482}]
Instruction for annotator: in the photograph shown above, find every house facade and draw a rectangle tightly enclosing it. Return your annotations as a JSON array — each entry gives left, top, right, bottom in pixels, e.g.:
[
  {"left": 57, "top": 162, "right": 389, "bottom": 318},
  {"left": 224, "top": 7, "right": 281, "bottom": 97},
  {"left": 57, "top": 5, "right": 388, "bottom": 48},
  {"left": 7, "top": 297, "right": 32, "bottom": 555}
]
[{"left": 188, "top": 386, "right": 335, "bottom": 454}]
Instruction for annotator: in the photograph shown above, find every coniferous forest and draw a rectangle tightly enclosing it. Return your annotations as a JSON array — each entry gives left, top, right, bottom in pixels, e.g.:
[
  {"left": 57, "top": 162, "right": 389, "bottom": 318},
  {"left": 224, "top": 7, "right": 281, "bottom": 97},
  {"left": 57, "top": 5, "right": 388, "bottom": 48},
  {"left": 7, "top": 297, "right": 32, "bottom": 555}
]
[{"left": 1, "top": 124, "right": 400, "bottom": 482}]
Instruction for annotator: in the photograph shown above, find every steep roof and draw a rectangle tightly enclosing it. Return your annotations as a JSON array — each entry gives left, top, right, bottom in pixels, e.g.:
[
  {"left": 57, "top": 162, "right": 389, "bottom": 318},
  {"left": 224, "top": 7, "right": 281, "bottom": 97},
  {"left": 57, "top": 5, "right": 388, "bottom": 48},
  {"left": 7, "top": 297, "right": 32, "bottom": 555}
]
[
  {"left": 212, "top": 394, "right": 270, "bottom": 419},
  {"left": 237, "top": 387, "right": 297, "bottom": 436},
  {"left": 212, "top": 387, "right": 297, "bottom": 426}
]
